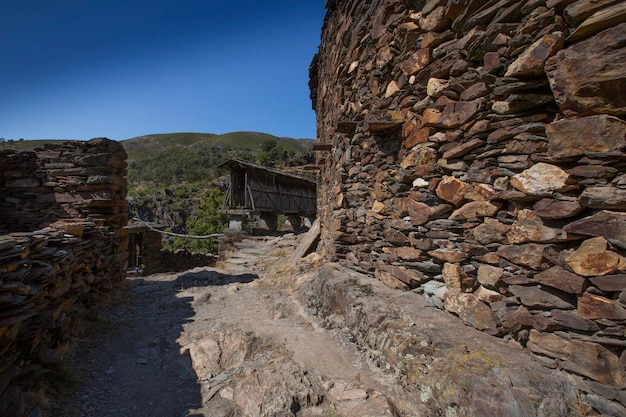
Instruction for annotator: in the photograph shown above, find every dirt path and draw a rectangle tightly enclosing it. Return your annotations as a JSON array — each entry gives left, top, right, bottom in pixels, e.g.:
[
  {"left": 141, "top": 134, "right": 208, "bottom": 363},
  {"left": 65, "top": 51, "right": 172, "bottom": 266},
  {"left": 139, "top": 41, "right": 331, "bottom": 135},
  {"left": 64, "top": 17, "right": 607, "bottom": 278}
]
[{"left": 51, "top": 234, "right": 402, "bottom": 417}]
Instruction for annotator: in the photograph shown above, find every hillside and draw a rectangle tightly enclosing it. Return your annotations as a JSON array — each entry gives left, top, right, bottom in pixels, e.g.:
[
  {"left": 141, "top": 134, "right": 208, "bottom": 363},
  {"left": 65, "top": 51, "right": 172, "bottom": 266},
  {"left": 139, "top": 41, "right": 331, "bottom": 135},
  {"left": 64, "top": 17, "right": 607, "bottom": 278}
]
[{"left": 123, "top": 131, "right": 314, "bottom": 192}]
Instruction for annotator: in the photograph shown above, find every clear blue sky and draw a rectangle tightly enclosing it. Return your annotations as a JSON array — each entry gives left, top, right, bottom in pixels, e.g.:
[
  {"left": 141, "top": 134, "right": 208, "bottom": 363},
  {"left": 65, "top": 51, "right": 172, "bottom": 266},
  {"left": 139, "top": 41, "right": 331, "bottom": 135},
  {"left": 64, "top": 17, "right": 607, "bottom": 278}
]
[{"left": 0, "top": 1, "right": 325, "bottom": 141}]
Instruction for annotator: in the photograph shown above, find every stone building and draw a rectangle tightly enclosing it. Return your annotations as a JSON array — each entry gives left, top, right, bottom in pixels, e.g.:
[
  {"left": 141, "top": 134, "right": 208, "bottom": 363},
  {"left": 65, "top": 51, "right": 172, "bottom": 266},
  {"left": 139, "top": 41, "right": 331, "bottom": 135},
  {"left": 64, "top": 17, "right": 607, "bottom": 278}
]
[{"left": 310, "top": 0, "right": 626, "bottom": 403}]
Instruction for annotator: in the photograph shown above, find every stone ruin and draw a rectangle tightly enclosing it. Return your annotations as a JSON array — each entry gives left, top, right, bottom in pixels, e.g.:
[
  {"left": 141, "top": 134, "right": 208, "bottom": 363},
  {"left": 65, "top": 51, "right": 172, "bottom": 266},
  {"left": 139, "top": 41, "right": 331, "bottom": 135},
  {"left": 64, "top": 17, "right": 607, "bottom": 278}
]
[
  {"left": 0, "top": 138, "right": 128, "bottom": 416},
  {"left": 310, "top": 0, "right": 626, "bottom": 412}
]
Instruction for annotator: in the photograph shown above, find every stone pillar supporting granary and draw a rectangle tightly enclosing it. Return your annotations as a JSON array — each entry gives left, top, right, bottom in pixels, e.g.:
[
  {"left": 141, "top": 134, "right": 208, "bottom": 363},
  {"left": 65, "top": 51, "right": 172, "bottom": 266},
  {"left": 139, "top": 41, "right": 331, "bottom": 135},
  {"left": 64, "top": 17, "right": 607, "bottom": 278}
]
[{"left": 310, "top": 0, "right": 626, "bottom": 395}]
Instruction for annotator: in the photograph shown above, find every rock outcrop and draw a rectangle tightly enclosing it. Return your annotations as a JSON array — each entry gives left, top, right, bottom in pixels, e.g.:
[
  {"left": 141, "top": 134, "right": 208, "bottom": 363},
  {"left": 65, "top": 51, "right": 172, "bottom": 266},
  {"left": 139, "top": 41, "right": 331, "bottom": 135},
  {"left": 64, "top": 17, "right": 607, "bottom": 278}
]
[
  {"left": 0, "top": 139, "right": 128, "bottom": 417},
  {"left": 310, "top": 0, "right": 626, "bottom": 413}
]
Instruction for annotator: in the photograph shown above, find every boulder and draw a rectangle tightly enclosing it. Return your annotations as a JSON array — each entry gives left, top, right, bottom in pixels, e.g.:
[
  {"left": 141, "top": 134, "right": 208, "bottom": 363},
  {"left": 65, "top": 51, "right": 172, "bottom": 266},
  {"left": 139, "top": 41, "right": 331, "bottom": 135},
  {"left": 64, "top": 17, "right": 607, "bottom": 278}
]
[
  {"left": 449, "top": 200, "right": 501, "bottom": 220},
  {"left": 477, "top": 264, "right": 504, "bottom": 289},
  {"left": 436, "top": 176, "right": 469, "bottom": 206},
  {"left": 507, "top": 220, "right": 569, "bottom": 244},
  {"left": 442, "top": 262, "right": 476, "bottom": 293},
  {"left": 497, "top": 244, "right": 549, "bottom": 270},
  {"left": 589, "top": 274, "right": 626, "bottom": 292}
]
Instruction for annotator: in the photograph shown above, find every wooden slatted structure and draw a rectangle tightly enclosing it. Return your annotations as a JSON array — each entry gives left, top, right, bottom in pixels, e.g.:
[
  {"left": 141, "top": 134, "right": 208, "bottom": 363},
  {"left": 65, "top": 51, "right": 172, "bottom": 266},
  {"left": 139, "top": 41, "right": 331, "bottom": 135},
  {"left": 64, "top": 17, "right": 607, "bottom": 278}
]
[{"left": 218, "top": 159, "right": 317, "bottom": 230}]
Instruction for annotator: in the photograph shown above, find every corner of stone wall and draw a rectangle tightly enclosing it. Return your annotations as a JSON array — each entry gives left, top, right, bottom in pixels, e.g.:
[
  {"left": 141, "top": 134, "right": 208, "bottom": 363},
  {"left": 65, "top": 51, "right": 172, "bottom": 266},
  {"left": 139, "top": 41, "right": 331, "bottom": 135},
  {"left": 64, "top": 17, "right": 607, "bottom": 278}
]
[{"left": 311, "top": 0, "right": 626, "bottom": 411}]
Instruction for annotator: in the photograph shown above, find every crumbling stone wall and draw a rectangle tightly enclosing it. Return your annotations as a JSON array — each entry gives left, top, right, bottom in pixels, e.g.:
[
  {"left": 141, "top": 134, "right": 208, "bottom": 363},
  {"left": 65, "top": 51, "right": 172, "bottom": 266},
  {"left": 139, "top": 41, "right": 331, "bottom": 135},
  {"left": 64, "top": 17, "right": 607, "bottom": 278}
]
[
  {"left": 0, "top": 138, "right": 128, "bottom": 416},
  {"left": 311, "top": 0, "right": 626, "bottom": 405}
]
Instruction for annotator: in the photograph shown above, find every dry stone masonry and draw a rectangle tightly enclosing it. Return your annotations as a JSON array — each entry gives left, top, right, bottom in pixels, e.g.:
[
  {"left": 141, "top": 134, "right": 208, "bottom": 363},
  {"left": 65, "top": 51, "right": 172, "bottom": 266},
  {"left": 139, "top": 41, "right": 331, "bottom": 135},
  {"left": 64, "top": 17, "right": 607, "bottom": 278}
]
[
  {"left": 310, "top": 0, "right": 626, "bottom": 411},
  {"left": 0, "top": 138, "right": 128, "bottom": 417}
]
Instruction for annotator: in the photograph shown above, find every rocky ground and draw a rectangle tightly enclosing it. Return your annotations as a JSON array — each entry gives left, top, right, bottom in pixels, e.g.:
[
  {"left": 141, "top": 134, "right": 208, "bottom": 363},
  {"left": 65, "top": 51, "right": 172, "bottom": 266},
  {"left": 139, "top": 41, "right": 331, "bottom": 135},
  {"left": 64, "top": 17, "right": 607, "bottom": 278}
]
[
  {"left": 47, "top": 232, "right": 600, "bottom": 417},
  {"left": 49, "top": 233, "right": 404, "bottom": 417}
]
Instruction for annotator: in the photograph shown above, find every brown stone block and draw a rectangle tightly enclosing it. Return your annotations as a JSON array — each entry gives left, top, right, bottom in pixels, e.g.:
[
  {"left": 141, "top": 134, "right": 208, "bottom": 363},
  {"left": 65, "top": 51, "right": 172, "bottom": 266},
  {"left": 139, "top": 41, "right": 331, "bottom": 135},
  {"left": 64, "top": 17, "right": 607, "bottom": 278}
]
[
  {"left": 375, "top": 264, "right": 426, "bottom": 289},
  {"left": 383, "top": 228, "right": 409, "bottom": 246},
  {"left": 578, "top": 292, "right": 626, "bottom": 320},
  {"left": 550, "top": 309, "right": 599, "bottom": 332},
  {"left": 505, "top": 32, "right": 564, "bottom": 78},
  {"left": 580, "top": 186, "right": 626, "bottom": 210},
  {"left": 484, "top": 51, "right": 503, "bottom": 74},
  {"left": 474, "top": 286, "right": 503, "bottom": 303},
  {"left": 534, "top": 266, "right": 587, "bottom": 295},
  {"left": 497, "top": 244, "right": 549, "bottom": 270},
  {"left": 546, "top": 115, "right": 626, "bottom": 158},
  {"left": 394, "top": 246, "right": 423, "bottom": 262},
  {"left": 419, "top": 6, "right": 451, "bottom": 32},
  {"left": 566, "top": 237, "right": 626, "bottom": 277},
  {"left": 443, "top": 262, "right": 470, "bottom": 293},
  {"left": 442, "top": 138, "right": 484, "bottom": 160},
  {"left": 429, "top": 247, "right": 468, "bottom": 264},
  {"left": 495, "top": 305, "right": 536, "bottom": 333},
  {"left": 477, "top": 264, "right": 504, "bottom": 289},
  {"left": 527, "top": 329, "right": 624, "bottom": 387},
  {"left": 507, "top": 220, "right": 570, "bottom": 244},
  {"left": 404, "top": 126, "right": 431, "bottom": 150},
  {"left": 563, "top": 210, "right": 626, "bottom": 245},
  {"left": 449, "top": 200, "right": 501, "bottom": 220},
  {"left": 510, "top": 285, "right": 576, "bottom": 309},
  {"left": 471, "top": 218, "right": 512, "bottom": 245},
  {"left": 434, "top": 100, "right": 483, "bottom": 129},
  {"left": 568, "top": 2, "right": 626, "bottom": 43},
  {"left": 443, "top": 292, "right": 501, "bottom": 335},
  {"left": 399, "top": 48, "right": 432, "bottom": 76},
  {"left": 510, "top": 163, "right": 570, "bottom": 196},
  {"left": 563, "top": 0, "right": 624, "bottom": 26},
  {"left": 545, "top": 23, "right": 626, "bottom": 116},
  {"left": 589, "top": 274, "right": 626, "bottom": 292},
  {"left": 436, "top": 176, "right": 469, "bottom": 206}
]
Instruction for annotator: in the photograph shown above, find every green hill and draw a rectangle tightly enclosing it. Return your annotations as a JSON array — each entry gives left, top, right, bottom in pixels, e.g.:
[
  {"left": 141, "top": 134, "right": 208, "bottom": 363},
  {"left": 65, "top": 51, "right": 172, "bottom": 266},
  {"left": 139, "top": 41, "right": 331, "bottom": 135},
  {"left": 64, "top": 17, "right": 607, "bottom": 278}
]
[{"left": 122, "top": 131, "right": 314, "bottom": 192}]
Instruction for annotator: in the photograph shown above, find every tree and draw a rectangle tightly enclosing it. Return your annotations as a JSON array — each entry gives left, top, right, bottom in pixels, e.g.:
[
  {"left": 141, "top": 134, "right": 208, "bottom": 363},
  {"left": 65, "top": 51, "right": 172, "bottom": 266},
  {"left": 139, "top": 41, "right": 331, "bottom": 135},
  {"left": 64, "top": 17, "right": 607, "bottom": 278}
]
[
  {"left": 170, "top": 188, "right": 227, "bottom": 253},
  {"left": 258, "top": 138, "right": 282, "bottom": 167}
]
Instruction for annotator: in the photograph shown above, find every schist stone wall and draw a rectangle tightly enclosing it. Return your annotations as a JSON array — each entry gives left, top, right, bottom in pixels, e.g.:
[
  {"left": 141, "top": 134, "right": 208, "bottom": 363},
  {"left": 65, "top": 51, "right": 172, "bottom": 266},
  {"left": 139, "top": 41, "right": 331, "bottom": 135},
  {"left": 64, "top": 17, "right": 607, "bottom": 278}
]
[
  {"left": 0, "top": 138, "right": 128, "bottom": 416},
  {"left": 310, "top": 0, "right": 626, "bottom": 402}
]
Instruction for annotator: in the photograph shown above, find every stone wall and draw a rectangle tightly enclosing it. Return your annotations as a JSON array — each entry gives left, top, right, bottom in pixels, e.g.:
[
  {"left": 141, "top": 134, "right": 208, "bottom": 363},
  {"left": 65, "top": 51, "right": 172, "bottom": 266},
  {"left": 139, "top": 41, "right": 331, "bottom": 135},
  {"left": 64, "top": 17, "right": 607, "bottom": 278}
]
[
  {"left": 311, "top": 0, "right": 626, "bottom": 405},
  {"left": 0, "top": 138, "right": 128, "bottom": 416}
]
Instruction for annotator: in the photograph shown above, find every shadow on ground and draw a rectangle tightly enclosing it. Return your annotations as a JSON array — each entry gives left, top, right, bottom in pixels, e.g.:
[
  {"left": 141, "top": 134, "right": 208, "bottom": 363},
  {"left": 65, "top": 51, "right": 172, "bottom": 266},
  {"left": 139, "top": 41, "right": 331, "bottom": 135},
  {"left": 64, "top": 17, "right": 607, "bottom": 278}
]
[
  {"left": 176, "top": 270, "right": 258, "bottom": 288},
  {"left": 51, "top": 268, "right": 256, "bottom": 417}
]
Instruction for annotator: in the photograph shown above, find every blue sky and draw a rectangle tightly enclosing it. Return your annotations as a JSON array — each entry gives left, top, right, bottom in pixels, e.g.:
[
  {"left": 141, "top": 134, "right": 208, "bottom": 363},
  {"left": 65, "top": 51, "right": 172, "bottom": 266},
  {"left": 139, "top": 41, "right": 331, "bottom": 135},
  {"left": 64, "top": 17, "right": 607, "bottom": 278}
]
[{"left": 0, "top": 1, "right": 325, "bottom": 140}]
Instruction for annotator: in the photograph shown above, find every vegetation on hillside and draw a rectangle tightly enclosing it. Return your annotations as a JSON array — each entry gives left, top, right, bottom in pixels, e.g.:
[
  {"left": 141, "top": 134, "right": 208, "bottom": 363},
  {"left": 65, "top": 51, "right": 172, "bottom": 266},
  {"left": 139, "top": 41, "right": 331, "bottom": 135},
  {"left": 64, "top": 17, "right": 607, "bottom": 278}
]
[
  {"left": 124, "top": 132, "right": 314, "bottom": 192},
  {"left": 124, "top": 131, "right": 314, "bottom": 254}
]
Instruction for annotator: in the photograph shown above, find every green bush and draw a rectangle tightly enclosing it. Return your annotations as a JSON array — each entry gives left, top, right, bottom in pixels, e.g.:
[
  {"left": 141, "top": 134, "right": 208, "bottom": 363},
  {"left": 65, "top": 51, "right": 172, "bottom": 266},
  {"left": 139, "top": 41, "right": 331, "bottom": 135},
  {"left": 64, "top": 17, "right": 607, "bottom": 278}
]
[{"left": 168, "top": 189, "right": 227, "bottom": 254}]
